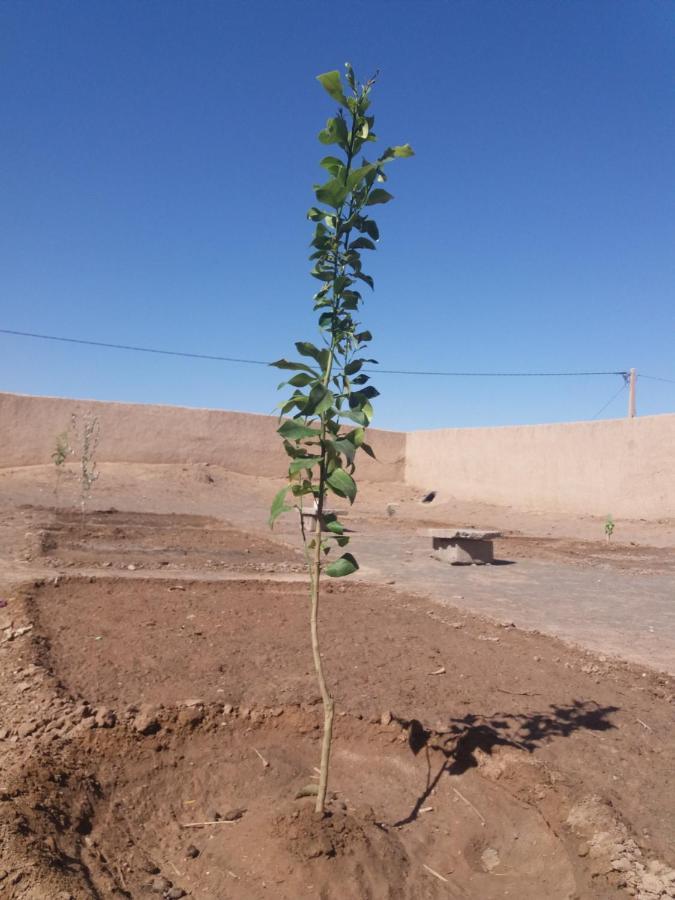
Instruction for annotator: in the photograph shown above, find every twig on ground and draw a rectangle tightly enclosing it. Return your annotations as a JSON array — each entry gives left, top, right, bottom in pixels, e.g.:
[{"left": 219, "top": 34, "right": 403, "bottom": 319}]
[
  {"left": 180, "top": 820, "right": 238, "bottom": 828},
  {"left": 636, "top": 718, "right": 653, "bottom": 732},
  {"left": 253, "top": 747, "right": 270, "bottom": 767},
  {"left": 423, "top": 864, "right": 448, "bottom": 883},
  {"left": 168, "top": 861, "right": 182, "bottom": 877},
  {"left": 115, "top": 863, "right": 127, "bottom": 891},
  {"left": 504, "top": 735, "right": 531, "bottom": 752},
  {"left": 452, "top": 786, "right": 486, "bottom": 827},
  {"left": 496, "top": 688, "right": 540, "bottom": 696},
  {"left": 227, "top": 870, "right": 240, "bottom": 880}
]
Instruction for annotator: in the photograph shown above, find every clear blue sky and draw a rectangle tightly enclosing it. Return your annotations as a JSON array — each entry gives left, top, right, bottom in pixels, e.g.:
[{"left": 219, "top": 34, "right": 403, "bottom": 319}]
[{"left": 1, "top": 1, "right": 673, "bottom": 430}]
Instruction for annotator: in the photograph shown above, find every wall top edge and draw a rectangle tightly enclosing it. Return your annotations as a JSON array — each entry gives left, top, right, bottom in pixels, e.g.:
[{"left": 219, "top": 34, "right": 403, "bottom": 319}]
[
  {"left": 0, "top": 391, "right": 407, "bottom": 435},
  {"left": 406, "top": 412, "right": 675, "bottom": 437},
  {"left": 1, "top": 391, "right": 671, "bottom": 436}
]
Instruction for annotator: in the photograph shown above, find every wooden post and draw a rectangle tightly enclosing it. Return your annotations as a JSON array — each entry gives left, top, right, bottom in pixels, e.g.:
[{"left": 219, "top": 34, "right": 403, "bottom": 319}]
[{"left": 628, "top": 368, "right": 637, "bottom": 418}]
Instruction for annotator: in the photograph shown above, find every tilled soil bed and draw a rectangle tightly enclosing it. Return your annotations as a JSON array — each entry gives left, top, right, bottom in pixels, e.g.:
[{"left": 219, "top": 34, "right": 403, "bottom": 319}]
[
  {"left": 1, "top": 576, "right": 674, "bottom": 899},
  {"left": 23, "top": 508, "right": 304, "bottom": 575}
]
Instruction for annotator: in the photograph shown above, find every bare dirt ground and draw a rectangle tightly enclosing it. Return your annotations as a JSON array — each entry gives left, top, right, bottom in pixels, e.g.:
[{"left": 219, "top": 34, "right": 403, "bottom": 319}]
[{"left": 0, "top": 461, "right": 674, "bottom": 899}]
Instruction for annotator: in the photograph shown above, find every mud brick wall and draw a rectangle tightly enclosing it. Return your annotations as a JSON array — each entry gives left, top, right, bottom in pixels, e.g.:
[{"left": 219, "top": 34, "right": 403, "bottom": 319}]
[
  {"left": 2, "top": 392, "right": 674, "bottom": 517},
  {"left": 405, "top": 414, "right": 675, "bottom": 519},
  {"left": 0, "top": 392, "right": 405, "bottom": 482}
]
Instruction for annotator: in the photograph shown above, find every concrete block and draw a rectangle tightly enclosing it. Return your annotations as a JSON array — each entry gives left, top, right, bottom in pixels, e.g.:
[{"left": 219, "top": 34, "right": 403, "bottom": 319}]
[{"left": 432, "top": 536, "right": 495, "bottom": 565}]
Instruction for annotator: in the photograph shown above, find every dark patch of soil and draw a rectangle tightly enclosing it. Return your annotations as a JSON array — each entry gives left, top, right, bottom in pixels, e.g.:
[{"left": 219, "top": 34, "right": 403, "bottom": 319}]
[{"left": 27, "top": 508, "right": 303, "bottom": 574}]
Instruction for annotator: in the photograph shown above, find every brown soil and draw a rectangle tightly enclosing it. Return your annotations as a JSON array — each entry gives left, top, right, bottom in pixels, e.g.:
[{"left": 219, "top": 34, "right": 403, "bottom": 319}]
[
  {"left": 0, "top": 469, "right": 674, "bottom": 899},
  {"left": 25, "top": 507, "right": 304, "bottom": 575},
  {"left": 2, "top": 573, "right": 674, "bottom": 899}
]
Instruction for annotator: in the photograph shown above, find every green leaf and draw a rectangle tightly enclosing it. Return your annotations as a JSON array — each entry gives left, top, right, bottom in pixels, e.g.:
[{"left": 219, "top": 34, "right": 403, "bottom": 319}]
[
  {"left": 362, "top": 442, "right": 376, "bottom": 459},
  {"left": 345, "top": 359, "right": 363, "bottom": 375},
  {"left": 366, "top": 188, "right": 394, "bottom": 206},
  {"left": 358, "top": 218, "right": 380, "bottom": 241},
  {"left": 287, "top": 372, "right": 316, "bottom": 388},
  {"left": 316, "top": 70, "right": 349, "bottom": 107},
  {"left": 291, "top": 482, "right": 315, "bottom": 497},
  {"left": 347, "top": 427, "right": 366, "bottom": 447},
  {"left": 355, "top": 330, "right": 373, "bottom": 343},
  {"left": 279, "top": 394, "right": 307, "bottom": 416},
  {"left": 323, "top": 514, "right": 345, "bottom": 535},
  {"left": 320, "top": 156, "right": 344, "bottom": 177},
  {"left": 305, "top": 384, "right": 334, "bottom": 416},
  {"left": 271, "top": 358, "right": 318, "bottom": 374},
  {"left": 311, "top": 268, "right": 334, "bottom": 282},
  {"left": 269, "top": 487, "right": 291, "bottom": 527},
  {"left": 295, "top": 341, "right": 326, "bottom": 365},
  {"left": 330, "top": 437, "right": 356, "bottom": 464},
  {"left": 346, "top": 163, "right": 376, "bottom": 191},
  {"left": 318, "top": 115, "right": 349, "bottom": 146},
  {"left": 354, "top": 272, "right": 374, "bottom": 290},
  {"left": 277, "top": 420, "right": 319, "bottom": 441},
  {"left": 327, "top": 467, "right": 357, "bottom": 502},
  {"left": 325, "top": 553, "right": 359, "bottom": 577},
  {"left": 342, "top": 409, "right": 367, "bottom": 425},
  {"left": 315, "top": 177, "right": 349, "bottom": 209},
  {"left": 349, "top": 237, "right": 376, "bottom": 251},
  {"left": 382, "top": 143, "right": 415, "bottom": 159},
  {"left": 355, "top": 385, "right": 380, "bottom": 400},
  {"left": 288, "top": 457, "right": 319, "bottom": 474}
]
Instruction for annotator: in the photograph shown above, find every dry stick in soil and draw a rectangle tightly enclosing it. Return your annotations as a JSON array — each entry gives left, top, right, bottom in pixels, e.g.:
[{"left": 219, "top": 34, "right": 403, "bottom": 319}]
[
  {"left": 71, "top": 412, "right": 100, "bottom": 529},
  {"left": 270, "top": 65, "right": 413, "bottom": 814}
]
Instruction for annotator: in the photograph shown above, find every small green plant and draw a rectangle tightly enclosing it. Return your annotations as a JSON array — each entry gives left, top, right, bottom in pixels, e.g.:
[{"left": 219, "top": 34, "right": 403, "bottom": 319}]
[
  {"left": 270, "top": 64, "right": 412, "bottom": 814},
  {"left": 51, "top": 429, "right": 73, "bottom": 506},
  {"left": 71, "top": 412, "right": 100, "bottom": 526},
  {"left": 52, "top": 430, "right": 71, "bottom": 468},
  {"left": 604, "top": 515, "right": 615, "bottom": 542}
]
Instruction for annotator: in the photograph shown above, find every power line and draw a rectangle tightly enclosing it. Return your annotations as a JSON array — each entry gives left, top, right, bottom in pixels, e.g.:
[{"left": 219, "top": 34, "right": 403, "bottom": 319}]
[
  {"left": 641, "top": 373, "right": 675, "bottom": 385},
  {"left": 375, "top": 367, "right": 625, "bottom": 377},
  {"left": 0, "top": 328, "right": 269, "bottom": 367},
  {"left": 0, "top": 328, "right": 628, "bottom": 379},
  {"left": 591, "top": 381, "right": 628, "bottom": 419}
]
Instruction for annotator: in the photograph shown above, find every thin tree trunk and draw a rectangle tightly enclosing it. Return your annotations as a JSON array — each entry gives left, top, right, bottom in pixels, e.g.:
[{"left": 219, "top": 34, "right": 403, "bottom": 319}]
[{"left": 310, "top": 513, "right": 334, "bottom": 814}]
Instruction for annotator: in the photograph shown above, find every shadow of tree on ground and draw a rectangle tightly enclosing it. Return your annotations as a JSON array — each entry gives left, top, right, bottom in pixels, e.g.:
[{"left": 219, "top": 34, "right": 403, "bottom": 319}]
[{"left": 392, "top": 700, "right": 618, "bottom": 827}]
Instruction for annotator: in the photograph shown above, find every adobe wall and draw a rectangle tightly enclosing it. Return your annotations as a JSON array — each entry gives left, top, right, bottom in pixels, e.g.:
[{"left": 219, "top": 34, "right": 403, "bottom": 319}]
[
  {"left": 2, "top": 392, "right": 673, "bottom": 518},
  {"left": 0, "top": 392, "right": 405, "bottom": 482},
  {"left": 405, "top": 415, "right": 675, "bottom": 519}
]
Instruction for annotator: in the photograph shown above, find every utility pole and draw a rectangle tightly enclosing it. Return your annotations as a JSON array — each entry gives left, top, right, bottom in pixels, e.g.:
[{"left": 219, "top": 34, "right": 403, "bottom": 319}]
[{"left": 628, "top": 368, "right": 637, "bottom": 418}]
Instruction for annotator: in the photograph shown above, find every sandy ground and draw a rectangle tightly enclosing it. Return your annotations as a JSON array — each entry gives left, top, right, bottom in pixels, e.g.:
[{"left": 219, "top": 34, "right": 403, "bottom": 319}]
[
  {"left": 0, "top": 461, "right": 674, "bottom": 899},
  {"left": 2, "top": 461, "right": 673, "bottom": 672}
]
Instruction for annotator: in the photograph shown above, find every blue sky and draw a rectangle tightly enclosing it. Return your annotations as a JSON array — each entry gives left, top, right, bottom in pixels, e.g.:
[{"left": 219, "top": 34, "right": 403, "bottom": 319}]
[{"left": 1, "top": 1, "right": 673, "bottom": 430}]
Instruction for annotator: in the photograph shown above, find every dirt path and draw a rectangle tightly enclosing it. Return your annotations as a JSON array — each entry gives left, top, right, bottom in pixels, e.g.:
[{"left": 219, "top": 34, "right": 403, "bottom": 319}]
[{"left": 354, "top": 524, "right": 675, "bottom": 674}]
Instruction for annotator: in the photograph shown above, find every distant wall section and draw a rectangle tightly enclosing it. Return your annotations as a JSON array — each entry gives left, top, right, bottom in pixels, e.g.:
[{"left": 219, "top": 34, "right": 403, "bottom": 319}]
[
  {"left": 3, "top": 392, "right": 673, "bottom": 518},
  {"left": 0, "top": 392, "right": 405, "bottom": 482},
  {"left": 405, "top": 415, "right": 675, "bottom": 519}
]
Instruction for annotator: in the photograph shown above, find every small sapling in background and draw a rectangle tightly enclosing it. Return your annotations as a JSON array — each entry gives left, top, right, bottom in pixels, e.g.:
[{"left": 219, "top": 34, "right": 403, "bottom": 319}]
[
  {"left": 70, "top": 412, "right": 100, "bottom": 527},
  {"left": 604, "top": 515, "right": 615, "bottom": 543},
  {"left": 270, "top": 64, "right": 412, "bottom": 814},
  {"left": 51, "top": 428, "right": 73, "bottom": 506}
]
